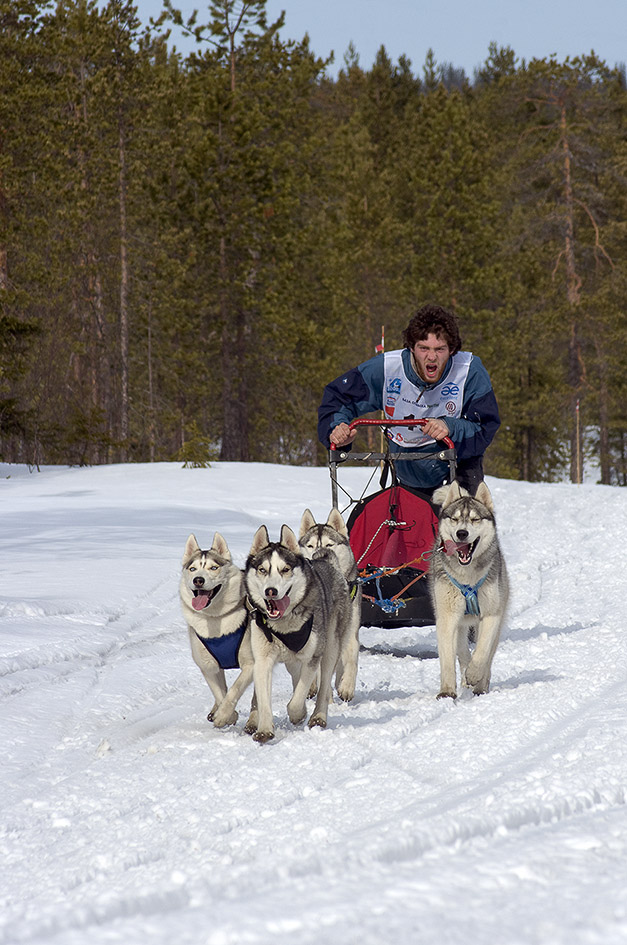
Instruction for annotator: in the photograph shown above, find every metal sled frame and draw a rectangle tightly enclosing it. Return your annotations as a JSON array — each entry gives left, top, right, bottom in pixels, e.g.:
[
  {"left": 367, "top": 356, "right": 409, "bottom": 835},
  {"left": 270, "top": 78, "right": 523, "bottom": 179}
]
[
  {"left": 328, "top": 418, "right": 456, "bottom": 628},
  {"left": 328, "top": 418, "right": 456, "bottom": 511}
]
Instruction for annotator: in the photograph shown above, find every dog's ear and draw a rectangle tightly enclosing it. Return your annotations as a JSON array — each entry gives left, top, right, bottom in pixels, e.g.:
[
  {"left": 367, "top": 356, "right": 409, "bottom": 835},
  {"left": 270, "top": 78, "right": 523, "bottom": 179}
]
[
  {"left": 299, "top": 508, "right": 316, "bottom": 537},
  {"left": 280, "top": 524, "right": 300, "bottom": 553},
  {"left": 441, "top": 480, "right": 464, "bottom": 509},
  {"left": 326, "top": 508, "right": 348, "bottom": 537},
  {"left": 211, "top": 532, "right": 231, "bottom": 561},
  {"left": 183, "top": 533, "right": 200, "bottom": 563},
  {"left": 250, "top": 525, "right": 270, "bottom": 555},
  {"left": 431, "top": 485, "right": 450, "bottom": 507},
  {"left": 474, "top": 481, "right": 494, "bottom": 512}
]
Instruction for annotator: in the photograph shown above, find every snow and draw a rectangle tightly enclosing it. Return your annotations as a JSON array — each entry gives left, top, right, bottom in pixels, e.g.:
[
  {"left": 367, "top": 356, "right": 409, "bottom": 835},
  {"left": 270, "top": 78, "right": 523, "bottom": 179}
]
[{"left": 1, "top": 460, "right": 626, "bottom": 945}]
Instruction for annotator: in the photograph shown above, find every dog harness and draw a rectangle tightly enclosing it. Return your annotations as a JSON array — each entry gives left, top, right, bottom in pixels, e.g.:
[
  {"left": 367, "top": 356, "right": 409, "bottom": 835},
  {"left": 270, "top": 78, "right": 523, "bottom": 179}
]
[
  {"left": 445, "top": 572, "right": 488, "bottom": 616},
  {"left": 195, "top": 614, "right": 248, "bottom": 669},
  {"left": 253, "top": 610, "right": 314, "bottom": 653}
]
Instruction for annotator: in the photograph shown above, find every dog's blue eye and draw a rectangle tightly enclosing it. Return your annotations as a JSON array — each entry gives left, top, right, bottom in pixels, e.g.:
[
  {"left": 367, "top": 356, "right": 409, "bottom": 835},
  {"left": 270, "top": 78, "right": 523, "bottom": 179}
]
[
  {"left": 210, "top": 565, "right": 219, "bottom": 571},
  {"left": 189, "top": 567, "right": 196, "bottom": 572}
]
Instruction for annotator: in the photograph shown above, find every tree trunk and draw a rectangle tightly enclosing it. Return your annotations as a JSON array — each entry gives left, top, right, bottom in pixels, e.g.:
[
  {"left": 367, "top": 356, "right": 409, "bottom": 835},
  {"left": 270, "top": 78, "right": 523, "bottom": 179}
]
[
  {"left": 558, "top": 102, "right": 584, "bottom": 483},
  {"left": 118, "top": 106, "right": 129, "bottom": 462}
]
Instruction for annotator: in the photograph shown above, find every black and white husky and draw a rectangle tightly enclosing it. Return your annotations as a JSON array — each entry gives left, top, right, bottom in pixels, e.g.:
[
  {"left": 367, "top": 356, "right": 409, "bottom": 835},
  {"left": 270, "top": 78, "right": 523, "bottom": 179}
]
[
  {"left": 298, "top": 508, "right": 361, "bottom": 702},
  {"left": 180, "top": 533, "right": 256, "bottom": 730},
  {"left": 429, "top": 481, "right": 509, "bottom": 699},
  {"left": 244, "top": 524, "right": 353, "bottom": 742}
]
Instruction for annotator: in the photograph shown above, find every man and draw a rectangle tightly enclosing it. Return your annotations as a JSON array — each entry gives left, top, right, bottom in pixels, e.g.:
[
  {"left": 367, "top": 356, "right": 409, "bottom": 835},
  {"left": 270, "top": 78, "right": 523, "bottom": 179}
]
[{"left": 318, "top": 304, "right": 500, "bottom": 495}]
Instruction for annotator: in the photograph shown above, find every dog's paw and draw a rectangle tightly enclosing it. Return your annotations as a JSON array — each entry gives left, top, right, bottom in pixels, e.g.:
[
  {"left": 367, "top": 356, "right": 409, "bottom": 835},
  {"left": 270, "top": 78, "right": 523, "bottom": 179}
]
[
  {"left": 336, "top": 684, "right": 354, "bottom": 702},
  {"left": 308, "top": 714, "right": 327, "bottom": 729},
  {"left": 244, "top": 710, "right": 259, "bottom": 735},
  {"left": 287, "top": 705, "right": 307, "bottom": 725},
  {"left": 436, "top": 689, "right": 457, "bottom": 700},
  {"left": 463, "top": 665, "right": 490, "bottom": 694},
  {"left": 336, "top": 671, "right": 356, "bottom": 702},
  {"left": 212, "top": 707, "right": 238, "bottom": 728},
  {"left": 253, "top": 729, "right": 275, "bottom": 743}
]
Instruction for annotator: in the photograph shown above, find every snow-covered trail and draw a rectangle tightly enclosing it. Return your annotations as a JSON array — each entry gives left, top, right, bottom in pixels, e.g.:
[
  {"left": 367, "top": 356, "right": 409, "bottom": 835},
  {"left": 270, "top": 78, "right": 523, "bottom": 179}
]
[{"left": 1, "top": 463, "right": 626, "bottom": 945}]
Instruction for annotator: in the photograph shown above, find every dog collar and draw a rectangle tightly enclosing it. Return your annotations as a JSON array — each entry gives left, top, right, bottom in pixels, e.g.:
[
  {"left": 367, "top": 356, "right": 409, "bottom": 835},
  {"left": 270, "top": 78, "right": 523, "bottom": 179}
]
[
  {"left": 445, "top": 572, "right": 488, "bottom": 616},
  {"left": 195, "top": 613, "right": 248, "bottom": 669},
  {"left": 253, "top": 609, "right": 314, "bottom": 653}
]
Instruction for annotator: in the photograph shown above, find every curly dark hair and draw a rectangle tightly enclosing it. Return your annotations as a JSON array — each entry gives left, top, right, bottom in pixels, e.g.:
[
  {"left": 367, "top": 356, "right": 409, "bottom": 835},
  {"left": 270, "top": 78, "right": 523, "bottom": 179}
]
[{"left": 402, "top": 304, "right": 462, "bottom": 355}]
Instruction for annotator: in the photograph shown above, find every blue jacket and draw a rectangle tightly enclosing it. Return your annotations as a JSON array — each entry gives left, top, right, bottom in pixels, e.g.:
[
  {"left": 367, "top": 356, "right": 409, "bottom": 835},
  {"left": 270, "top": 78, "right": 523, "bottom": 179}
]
[{"left": 318, "top": 349, "right": 500, "bottom": 489}]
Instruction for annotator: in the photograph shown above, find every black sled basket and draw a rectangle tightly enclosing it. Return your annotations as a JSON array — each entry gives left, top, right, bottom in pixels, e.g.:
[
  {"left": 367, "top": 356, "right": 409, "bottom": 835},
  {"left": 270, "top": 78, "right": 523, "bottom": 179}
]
[{"left": 329, "top": 418, "right": 456, "bottom": 629}]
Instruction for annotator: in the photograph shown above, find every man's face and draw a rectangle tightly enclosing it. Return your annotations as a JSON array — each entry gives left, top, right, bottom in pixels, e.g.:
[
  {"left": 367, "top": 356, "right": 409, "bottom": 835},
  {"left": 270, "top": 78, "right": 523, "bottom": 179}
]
[{"left": 411, "top": 333, "right": 451, "bottom": 383}]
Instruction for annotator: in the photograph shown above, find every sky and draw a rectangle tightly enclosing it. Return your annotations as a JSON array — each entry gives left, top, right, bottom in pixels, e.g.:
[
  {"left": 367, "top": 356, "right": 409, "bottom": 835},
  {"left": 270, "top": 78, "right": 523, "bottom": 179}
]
[
  {"left": 2, "top": 459, "right": 627, "bottom": 944},
  {"left": 131, "top": 0, "right": 627, "bottom": 77}
]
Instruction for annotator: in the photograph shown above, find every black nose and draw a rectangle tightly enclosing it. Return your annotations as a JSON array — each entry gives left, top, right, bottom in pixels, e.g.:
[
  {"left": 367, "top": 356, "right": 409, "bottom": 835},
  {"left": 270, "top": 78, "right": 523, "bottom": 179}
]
[
  {"left": 456, "top": 529, "right": 469, "bottom": 541},
  {"left": 265, "top": 587, "right": 278, "bottom": 598},
  {"left": 193, "top": 576, "right": 205, "bottom": 587}
]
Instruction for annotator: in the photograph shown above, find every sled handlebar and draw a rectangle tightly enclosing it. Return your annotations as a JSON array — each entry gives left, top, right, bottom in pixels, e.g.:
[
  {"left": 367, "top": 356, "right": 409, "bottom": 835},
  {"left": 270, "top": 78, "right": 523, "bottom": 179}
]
[{"left": 329, "top": 417, "right": 455, "bottom": 451}]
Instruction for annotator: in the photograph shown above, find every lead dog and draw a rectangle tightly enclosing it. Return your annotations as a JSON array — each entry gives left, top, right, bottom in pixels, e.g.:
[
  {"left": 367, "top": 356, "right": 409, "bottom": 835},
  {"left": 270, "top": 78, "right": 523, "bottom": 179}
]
[
  {"left": 298, "top": 508, "right": 361, "bottom": 702},
  {"left": 429, "top": 481, "right": 509, "bottom": 699},
  {"left": 244, "top": 524, "right": 352, "bottom": 742},
  {"left": 180, "top": 533, "right": 256, "bottom": 730}
]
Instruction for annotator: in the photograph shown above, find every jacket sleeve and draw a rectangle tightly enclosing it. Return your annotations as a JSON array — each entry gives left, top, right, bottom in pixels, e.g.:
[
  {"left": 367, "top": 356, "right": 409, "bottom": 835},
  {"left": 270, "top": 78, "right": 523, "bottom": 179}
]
[
  {"left": 318, "top": 354, "right": 385, "bottom": 448},
  {"left": 443, "top": 356, "right": 500, "bottom": 460}
]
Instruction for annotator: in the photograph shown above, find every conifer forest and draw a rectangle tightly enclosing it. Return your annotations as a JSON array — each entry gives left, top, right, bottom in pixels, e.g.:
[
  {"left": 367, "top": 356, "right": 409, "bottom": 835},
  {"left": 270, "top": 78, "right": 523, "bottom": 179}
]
[{"left": 1, "top": 0, "right": 626, "bottom": 483}]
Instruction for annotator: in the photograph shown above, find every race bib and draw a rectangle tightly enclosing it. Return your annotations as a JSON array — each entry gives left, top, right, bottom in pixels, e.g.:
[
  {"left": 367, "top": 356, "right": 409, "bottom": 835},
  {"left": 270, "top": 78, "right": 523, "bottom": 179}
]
[{"left": 383, "top": 349, "right": 472, "bottom": 446}]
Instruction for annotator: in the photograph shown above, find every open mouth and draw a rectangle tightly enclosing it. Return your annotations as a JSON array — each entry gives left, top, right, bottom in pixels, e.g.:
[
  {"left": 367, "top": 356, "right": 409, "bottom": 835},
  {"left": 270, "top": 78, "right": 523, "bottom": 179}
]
[
  {"left": 455, "top": 538, "right": 479, "bottom": 566},
  {"left": 265, "top": 594, "right": 290, "bottom": 619},
  {"left": 441, "top": 538, "right": 479, "bottom": 565},
  {"left": 191, "top": 585, "right": 221, "bottom": 611},
  {"left": 425, "top": 363, "right": 439, "bottom": 379}
]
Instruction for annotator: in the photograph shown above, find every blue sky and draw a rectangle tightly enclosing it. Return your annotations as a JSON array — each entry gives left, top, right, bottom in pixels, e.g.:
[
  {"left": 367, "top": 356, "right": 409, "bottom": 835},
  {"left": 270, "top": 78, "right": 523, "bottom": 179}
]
[{"left": 132, "top": 0, "right": 626, "bottom": 77}]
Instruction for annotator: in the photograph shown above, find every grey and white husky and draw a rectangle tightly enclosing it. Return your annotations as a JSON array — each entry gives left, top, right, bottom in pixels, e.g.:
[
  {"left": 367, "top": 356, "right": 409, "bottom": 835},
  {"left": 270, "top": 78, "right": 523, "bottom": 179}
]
[
  {"left": 244, "top": 524, "right": 353, "bottom": 742},
  {"left": 429, "top": 481, "right": 509, "bottom": 699},
  {"left": 298, "top": 508, "right": 361, "bottom": 702},
  {"left": 180, "top": 533, "right": 256, "bottom": 730}
]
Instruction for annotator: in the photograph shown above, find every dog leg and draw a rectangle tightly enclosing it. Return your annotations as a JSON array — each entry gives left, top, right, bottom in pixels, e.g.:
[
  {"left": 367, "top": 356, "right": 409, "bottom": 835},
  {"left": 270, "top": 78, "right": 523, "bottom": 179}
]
[
  {"left": 202, "top": 670, "right": 229, "bottom": 721},
  {"left": 212, "top": 664, "right": 254, "bottom": 728},
  {"left": 464, "top": 613, "right": 502, "bottom": 694},
  {"left": 436, "top": 616, "right": 460, "bottom": 699},
  {"left": 244, "top": 689, "right": 258, "bottom": 735},
  {"left": 457, "top": 624, "right": 473, "bottom": 682},
  {"left": 309, "top": 640, "right": 339, "bottom": 728},
  {"left": 252, "top": 654, "right": 276, "bottom": 742},
  {"left": 336, "top": 612, "right": 360, "bottom": 702},
  {"left": 287, "top": 661, "right": 317, "bottom": 725}
]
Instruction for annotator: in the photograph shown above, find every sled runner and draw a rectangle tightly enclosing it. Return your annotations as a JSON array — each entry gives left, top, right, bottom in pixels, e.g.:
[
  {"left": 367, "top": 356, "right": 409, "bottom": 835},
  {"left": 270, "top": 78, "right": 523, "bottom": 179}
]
[{"left": 328, "top": 418, "right": 456, "bottom": 628}]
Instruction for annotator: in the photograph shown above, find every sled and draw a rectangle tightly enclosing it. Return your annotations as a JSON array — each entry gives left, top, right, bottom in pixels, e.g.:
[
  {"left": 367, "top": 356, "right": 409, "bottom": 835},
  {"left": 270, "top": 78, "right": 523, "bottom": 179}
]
[{"left": 328, "top": 418, "right": 456, "bottom": 628}]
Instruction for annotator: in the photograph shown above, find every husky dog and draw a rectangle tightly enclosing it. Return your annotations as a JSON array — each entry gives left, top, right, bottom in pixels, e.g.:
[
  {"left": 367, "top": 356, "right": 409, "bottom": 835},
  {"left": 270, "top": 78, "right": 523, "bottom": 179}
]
[
  {"left": 298, "top": 508, "right": 361, "bottom": 702},
  {"left": 180, "top": 533, "right": 256, "bottom": 730},
  {"left": 244, "top": 524, "right": 352, "bottom": 742},
  {"left": 429, "top": 481, "right": 509, "bottom": 699}
]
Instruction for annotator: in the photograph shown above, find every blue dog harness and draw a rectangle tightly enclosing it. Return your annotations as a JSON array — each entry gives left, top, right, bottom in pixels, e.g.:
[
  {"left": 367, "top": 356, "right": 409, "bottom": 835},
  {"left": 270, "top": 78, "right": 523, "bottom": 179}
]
[
  {"left": 445, "top": 572, "right": 488, "bottom": 616},
  {"left": 195, "top": 614, "right": 248, "bottom": 669}
]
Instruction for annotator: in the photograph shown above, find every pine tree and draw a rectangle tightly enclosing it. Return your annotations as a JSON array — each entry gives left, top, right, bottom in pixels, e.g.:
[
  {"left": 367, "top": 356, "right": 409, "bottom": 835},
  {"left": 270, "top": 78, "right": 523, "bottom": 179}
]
[{"left": 497, "top": 54, "right": 625, "bottom": 481}]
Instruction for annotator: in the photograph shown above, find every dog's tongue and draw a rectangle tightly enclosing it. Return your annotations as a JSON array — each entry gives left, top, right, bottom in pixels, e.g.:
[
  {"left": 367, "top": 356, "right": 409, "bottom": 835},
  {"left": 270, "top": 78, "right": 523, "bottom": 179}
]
[
  {"left": 442, "top": 539, "right": 470, "bottom": 557},
  {"left": 192, "top": 591, "right": 211, "bottom": 611},
  {"left": 266, "top": 595, "right": 290, "bottom": 619}
]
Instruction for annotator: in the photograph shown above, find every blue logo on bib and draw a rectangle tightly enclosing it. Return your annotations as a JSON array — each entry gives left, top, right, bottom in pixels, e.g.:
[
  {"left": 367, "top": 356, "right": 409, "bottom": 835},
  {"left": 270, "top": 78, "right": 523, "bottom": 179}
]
[
  {"left": 386, "top": 377, "right": 402, "bottom": 395},
  {"left": 441, "top": 384, "right": 459, "bottom": 397}
]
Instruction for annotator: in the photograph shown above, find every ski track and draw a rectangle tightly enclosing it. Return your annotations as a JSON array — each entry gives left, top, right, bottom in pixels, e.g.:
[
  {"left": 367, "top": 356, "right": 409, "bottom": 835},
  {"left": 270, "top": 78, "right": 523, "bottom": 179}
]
[{"left": 1, "top": 466, "right": 627, "bottom": 944}]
